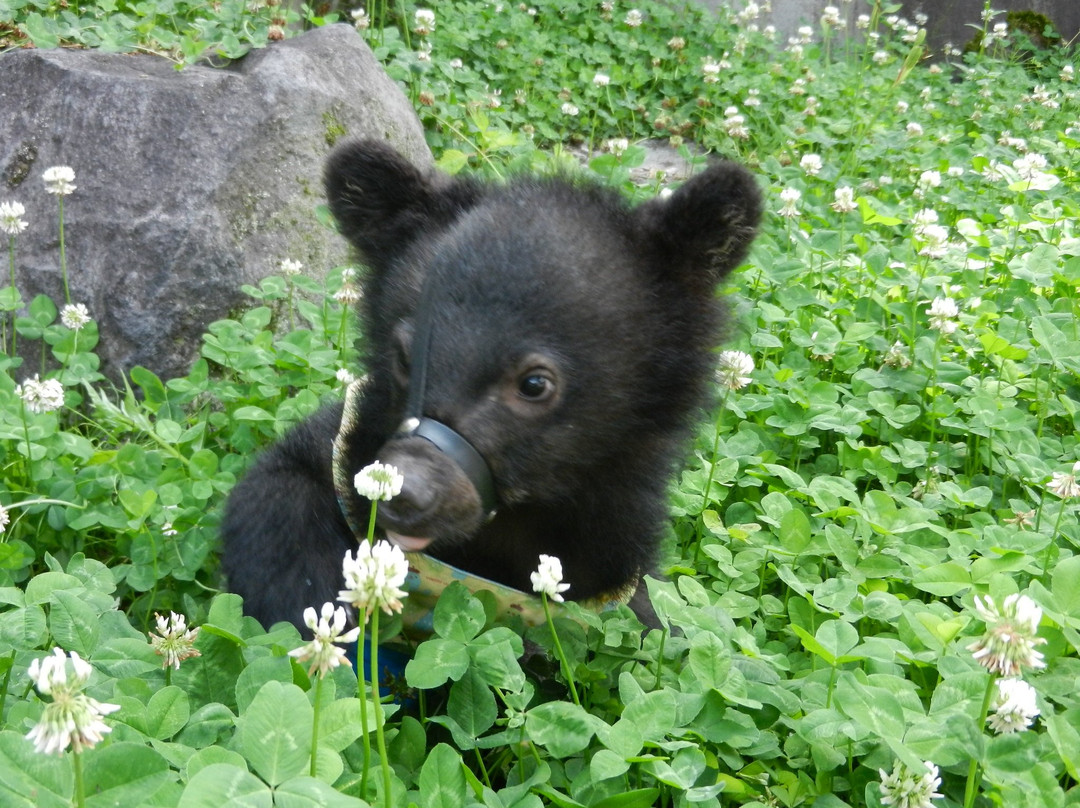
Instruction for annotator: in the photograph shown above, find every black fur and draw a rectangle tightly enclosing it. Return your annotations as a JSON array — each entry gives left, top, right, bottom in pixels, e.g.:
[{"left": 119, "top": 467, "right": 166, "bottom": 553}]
[{"left": 222, "top": 140, "right": 761, "bottom": 630}]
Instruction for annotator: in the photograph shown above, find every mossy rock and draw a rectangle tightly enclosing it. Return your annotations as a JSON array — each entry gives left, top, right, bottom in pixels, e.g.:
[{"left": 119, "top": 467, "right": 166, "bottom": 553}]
[{"left": 964, "top": 9, "right": 1060, "bottom": 56}]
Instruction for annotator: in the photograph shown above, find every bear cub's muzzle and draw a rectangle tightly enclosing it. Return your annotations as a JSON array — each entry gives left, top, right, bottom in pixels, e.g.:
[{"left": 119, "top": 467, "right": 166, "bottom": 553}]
[{"left": 374, "top": 426, "right": 492, "bottom": 551}]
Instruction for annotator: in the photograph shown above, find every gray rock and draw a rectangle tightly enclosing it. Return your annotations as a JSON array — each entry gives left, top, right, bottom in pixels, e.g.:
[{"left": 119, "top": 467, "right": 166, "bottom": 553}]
[{"left": 0, "top": 24, "right": 430, "bottom": 380}]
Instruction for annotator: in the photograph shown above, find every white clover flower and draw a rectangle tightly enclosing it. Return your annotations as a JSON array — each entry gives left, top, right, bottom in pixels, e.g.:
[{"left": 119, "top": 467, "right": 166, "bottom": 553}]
[
  {"left": 998, "top": 132, "right": 1027, "bottom": 150},
  {"left": 702, "top": 56, "right": 722, "bottom": 82},
  {"left": 967, "top": 593, "right": 1047, "bottom": 676},
  {"left": 981, "top": 160, "right": 1007, "bottom": 182},
  {"left": 0, "top": 503, "right": 9, "bottom": 534},
  {"left": 884, "top": 340, "right": 912, "bottom": 369},
  {"left": 912, "top": 209, "right": 939, "bottom": 230},
  {"left": 856, "top": 13, "right": 870, "bottom": 28},
  {"left": 1004, "top": 509, "right": 1035, "bottom": 528},
  {"left": 43, "top": 166, "right": 76, "bottom": 196},
  {"left": 778, "top": 187, "right": 801, "bottom": 218},
  {"left": 60, "top": 303, "right": 91, "bottom": 331},
  {"left": 280, "top": 258, "right": 302, "bottom": 276},
  {"left": 561, "top": 102, "right": 579, "bottom": 116},
  {"left": 821, "top": 6, "right": 841, "bottom": 27},
  {"left": 16, "top": 375, "right": 65, "bottom": 414},
  {"left": 1048, "top": 461, "right": 1080, "bottom": 499},
  {"left": 917, "top": 224, "right": 950, "bottom": 259},
  {"left": 592, "top": 72, "right": 610, "bottom": 87},
  {"left": 1013, "top": 153, "right": 1048, "bottom": 179},
  {"left": 1030, "top": 85, "right": 1059, "bottom": 110},
  {"left": 1012, "top": 153, "right": 1058, "bottom": 191},
  {"left": 288, "top": 602, "right": 360, "bottom": 677},
  {"left": 716, "top": 350, "right": 754, "bottom": 390},
  {"left": 530, "top": 554, "right": 571, "bottom": 602},
  {"left": 413, "top": 8, "right": 435, "bottom": 35},
  {"left": 339, "top": 540, "right": 410, "bottom": 618},
  {"left": 351, "top": 7, "right": 369, "bottom": 29},
  {"left": 918, "top": 169, "right": 941, "bottom": 189},
  {"left": 26, "top": 648, "right": 120, "bottom": 756},
  {"left": 336, "top": 367, "right": 357, "bottom": 385},
  {"left": 927, "top": 297, "right": 959, "bottom": 334},
  {"left": 796, "top": 25, "right": 814, "bottom": 43},
  {"left": 606, "top": 138, "right": 629, "bottom": 156},
  {"left": 879, "top": 760, "right": 943, "bottom": 808},
  {"left": 667, "top": 36, "right": 686, "bottom": 50},
  {"left": 906, "top": 121, "right": 923, "bottom": 137},
  {"left": 149, "top": 612, "right": 201, "bottom": 670},
  {"left": 831, "top": 186, "right": 857, "bottom": 213},
  {"left": 738, "top": 2, "right": 761, "bottom": 23},
  {"left": 0, "top": 200, "right": 28, "bottom": 236},
  {"left": 28, "top": 647, "right": 81, "bottom": 695},
  {"left": 722, "top": 108, "right": 749, "bottom": 139},
  {"left": 872, "top": 50, "right": 889, "bottom": 65},
  {"left": 624, "top": 9, "right": 643, "bottom": 27},
  {"left": 1061, "top": 64, "right": 1074, "bottom": 82},
  {"left": 988, "top": 678, "right": 1040, "bottom": 734},
  {"left": 354, "top": 461, "right": 404, "bottom": 502},
  {"left": 800, "top": 153, "right": 823, "bottom": 176},
  {"left": 334, "top": 283, "right": 361, "bottom": 305}
]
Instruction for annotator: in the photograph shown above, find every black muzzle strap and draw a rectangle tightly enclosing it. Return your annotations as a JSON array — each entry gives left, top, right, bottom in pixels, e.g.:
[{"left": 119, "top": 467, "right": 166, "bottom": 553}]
[{"left": 397, "top": 276, "right": 499, "bottom": 516}]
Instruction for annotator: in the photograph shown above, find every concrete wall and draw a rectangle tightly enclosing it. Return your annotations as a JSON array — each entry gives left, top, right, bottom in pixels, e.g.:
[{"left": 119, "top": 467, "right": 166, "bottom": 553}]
[{"left": 696, "top": 0, "right": 1078, "bottom": 55}]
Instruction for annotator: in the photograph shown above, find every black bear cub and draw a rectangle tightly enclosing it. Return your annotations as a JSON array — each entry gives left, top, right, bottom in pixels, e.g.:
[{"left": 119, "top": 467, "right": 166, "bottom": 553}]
[{"left": 223, "top": 139, "right": 761, "bottom": 631}]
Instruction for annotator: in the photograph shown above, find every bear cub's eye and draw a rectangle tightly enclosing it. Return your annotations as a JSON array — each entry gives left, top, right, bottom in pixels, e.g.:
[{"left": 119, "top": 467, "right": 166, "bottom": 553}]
[
  {"left": 517, "top": 370, "right": 556, "bottom": 402},
  {"left": 503, "top": 355, "right": 560, "bottom": 411}
]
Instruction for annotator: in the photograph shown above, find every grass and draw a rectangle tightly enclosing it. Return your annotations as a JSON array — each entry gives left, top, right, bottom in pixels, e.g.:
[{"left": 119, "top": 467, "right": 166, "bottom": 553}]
[{"left": 0, "top": 1, "right": 1079, "bottom": 806}]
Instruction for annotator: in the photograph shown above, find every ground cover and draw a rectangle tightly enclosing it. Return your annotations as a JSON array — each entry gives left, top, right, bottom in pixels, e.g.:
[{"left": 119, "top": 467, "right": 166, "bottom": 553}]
[{"left": 0, "top": 2, "right": 1078, "bottom": 806}]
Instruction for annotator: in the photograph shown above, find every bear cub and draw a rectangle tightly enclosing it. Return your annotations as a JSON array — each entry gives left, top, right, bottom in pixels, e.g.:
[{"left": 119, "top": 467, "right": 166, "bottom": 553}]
[{"left": 222, "top": 139, "right": 761, "bottom": 631}]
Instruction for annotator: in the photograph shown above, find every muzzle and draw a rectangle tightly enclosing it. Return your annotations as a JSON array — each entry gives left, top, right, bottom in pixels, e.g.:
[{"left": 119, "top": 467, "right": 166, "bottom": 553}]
[
  {"left": 394, "top": 416, "right": 499, "bottom": 517},
  {"left": 398, "top": 276, "right": 500, "bottom": 518}
]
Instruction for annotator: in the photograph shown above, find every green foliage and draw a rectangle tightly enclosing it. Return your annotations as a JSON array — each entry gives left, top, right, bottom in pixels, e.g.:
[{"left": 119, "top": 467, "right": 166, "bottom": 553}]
[
  {"left": 0, "top": 0, "right": 337, "bottom": 64},
  {"left": 0, "top": 254, "right": 361, "bottom": 626},
  {"left": 2, "top": 0, "right": 1080, "bottom": 806}
]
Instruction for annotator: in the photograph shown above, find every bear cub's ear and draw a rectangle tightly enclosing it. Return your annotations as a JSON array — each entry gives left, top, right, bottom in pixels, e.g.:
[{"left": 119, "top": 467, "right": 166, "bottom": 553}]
[
  {"left": 324, "top": 140, "right": 482, "bottom": 269},
  {"left": 634, "top": 162, "right": 762, "bottom": 289}
]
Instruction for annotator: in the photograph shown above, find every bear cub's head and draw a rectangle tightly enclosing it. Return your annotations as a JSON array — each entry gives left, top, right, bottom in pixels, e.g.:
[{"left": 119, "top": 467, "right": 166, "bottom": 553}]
[{"left": 327, "top": 140, "right": 761, "bottom": 598}]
